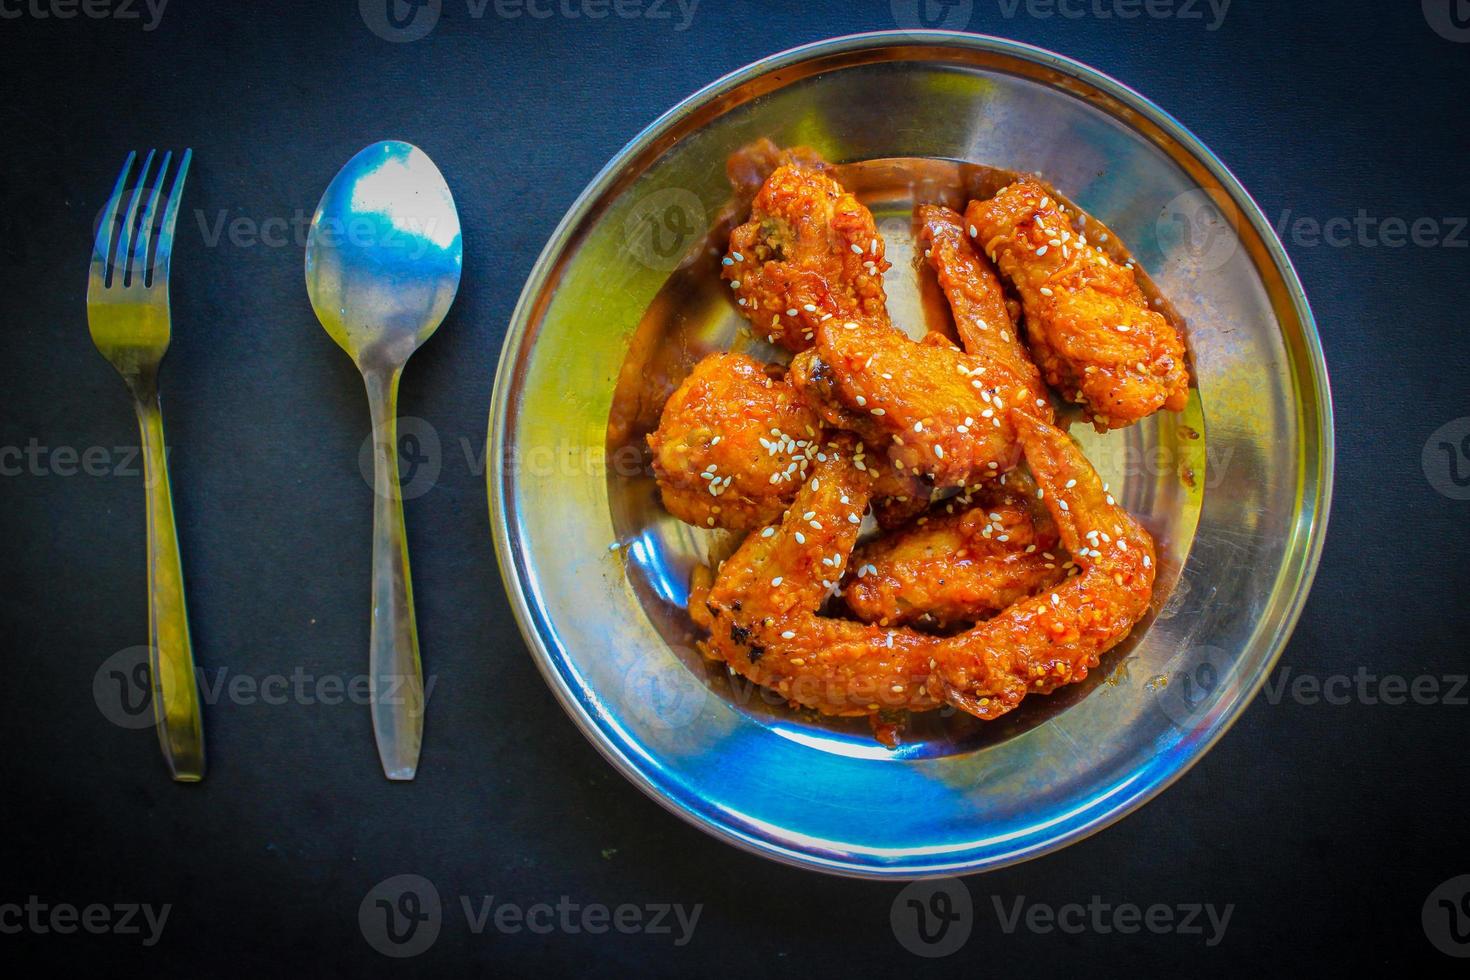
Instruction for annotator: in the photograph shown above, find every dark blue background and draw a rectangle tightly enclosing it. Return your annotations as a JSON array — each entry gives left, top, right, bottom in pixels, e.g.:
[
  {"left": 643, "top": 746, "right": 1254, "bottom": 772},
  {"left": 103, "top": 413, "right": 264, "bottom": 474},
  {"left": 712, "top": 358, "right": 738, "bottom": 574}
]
[{"left": 1, "top": 0, "right": 1467, "bottom": 973}]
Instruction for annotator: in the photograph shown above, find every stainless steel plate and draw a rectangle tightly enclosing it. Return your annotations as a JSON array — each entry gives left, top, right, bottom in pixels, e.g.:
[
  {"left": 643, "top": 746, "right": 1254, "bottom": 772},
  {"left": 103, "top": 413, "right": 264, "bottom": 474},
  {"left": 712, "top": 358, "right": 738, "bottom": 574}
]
[{"left": 488, "top": 32, "right": 1332, "bottom": 878}]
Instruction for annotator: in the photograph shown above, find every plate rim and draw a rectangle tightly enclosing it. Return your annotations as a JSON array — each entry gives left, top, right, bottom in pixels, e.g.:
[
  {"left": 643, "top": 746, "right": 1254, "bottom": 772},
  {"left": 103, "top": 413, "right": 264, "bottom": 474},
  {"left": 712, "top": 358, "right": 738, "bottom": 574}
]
[{"left": 487, "top": 29, "right": 1335, "bottom": 879}]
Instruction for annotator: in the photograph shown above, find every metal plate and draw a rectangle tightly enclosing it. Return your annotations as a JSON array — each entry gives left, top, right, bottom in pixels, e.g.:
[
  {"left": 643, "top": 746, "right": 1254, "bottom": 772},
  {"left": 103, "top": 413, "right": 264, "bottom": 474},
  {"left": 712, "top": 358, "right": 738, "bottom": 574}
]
[{"left": 488, "top": 32, "right": 1332, "bottom": 878}]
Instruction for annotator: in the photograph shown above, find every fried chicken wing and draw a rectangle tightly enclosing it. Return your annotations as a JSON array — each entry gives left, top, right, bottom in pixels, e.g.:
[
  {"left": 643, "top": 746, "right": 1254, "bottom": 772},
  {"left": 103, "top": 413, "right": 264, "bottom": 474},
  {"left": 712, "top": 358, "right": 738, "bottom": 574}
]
[
  {"left": 723, "top": 162, "right": 891, "bottom": 351},
  {"left": 926, "top": 410, "right": 1157, "bottom": 718},
  {"left": 648, "top": 353, "right": 925, "bottom": 532},
  {"left": 843, "top": 469, "right": 1064, "bottom": 630},
  {"left": 965, "top": 180, "right": 1189, "bottom": 430},
  {"left": 699, "top": 440, "right": 943, "bottom": 717},
  {"left": 789, "top": 316, "right": 1050, "bottom": 487},
  {"left": 699, "top": 413, "right": 1155, "bottom": 726},
  {"left": 917, "top": 205, "right": 1034, "bottom": 384}
]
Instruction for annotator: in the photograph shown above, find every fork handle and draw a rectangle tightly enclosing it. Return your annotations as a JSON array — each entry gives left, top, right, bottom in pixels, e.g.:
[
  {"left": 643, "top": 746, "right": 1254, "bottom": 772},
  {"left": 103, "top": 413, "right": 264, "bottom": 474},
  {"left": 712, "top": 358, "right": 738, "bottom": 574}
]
[
  {"left": 133, "top": 392, "right": 206, "bottom": 781},
  {"left": 363, "top": 367, "right": 425, "bottom": 780}
]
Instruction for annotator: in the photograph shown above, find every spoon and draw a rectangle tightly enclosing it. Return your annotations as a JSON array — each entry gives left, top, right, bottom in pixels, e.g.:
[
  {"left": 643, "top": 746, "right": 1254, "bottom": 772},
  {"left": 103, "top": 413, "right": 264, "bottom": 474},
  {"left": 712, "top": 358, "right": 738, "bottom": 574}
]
[{"left": 304, "top": 141, "right": 462, "bottom": 780}]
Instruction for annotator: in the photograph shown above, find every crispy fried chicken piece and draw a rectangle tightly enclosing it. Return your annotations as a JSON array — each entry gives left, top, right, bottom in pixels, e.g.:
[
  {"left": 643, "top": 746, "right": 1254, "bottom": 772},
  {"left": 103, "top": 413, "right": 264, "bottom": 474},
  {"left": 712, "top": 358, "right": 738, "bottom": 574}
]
[
  {"left": 926, "top": 410, "right": 1157, "bottom": 717},
  {"left": 723, "top": 162, "right": 891, "bottom": 351},
  {"left": 699, "top": 413, "right": 1155, "bottom": 726},
  {"left": 788, "top": 316, "right": 1049, "bottom": 487},
  {"left": 648, "top": 353, "right": 924, "bottom": 532},
  {"left": 917, "top": 205, "right": 1046, "bottom": 406},
  {"left": 965, "top": 180, "right": 1189, "bottom": 430},
  {"left": 843, "top": 469, "right": 1064, "bottom": 630},
  {"left": 699, "top": 438, "right": 942, "bottom": 716}
]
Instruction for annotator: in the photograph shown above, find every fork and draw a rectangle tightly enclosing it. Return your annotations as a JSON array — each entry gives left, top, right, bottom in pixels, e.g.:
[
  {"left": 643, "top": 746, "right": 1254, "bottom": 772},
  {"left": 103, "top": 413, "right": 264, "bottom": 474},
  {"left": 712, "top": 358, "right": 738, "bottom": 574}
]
[{"left": 88, "top": 150, "right": 205, "bottom": 782}]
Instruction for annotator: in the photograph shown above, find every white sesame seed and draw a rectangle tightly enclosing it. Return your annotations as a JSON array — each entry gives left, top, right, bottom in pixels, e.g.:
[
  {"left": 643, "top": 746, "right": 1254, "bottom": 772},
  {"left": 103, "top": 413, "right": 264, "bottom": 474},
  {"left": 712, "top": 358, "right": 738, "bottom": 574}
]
[
  {"left": 761, "top": 527, "right": 775, "bottom": 538},
  {"left": 771, "top": 577, "right": 782, "bottom": 587},
  {"left": 1059, "top": 500, "right": 1069, "bottom": 512},
  {"left": 968, "top": 224, "right": 978, "bottom": 237},
  {"left": 850, "top": 243, "right": 863, "bottom": 254},
  {"left": 1036, "top": 245, "right": 1048, "bottom": 256},
  {"left": 871, "top": 408, "right": 886, "bottom": 416},
  {"left": 781, "top": 630, "right": 796, "bottom": 639}
]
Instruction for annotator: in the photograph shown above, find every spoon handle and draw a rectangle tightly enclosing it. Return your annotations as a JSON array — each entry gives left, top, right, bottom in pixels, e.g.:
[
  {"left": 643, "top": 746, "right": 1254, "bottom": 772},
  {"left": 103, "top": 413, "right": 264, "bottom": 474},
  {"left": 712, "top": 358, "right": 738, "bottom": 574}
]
[{"left": 363, "top": 367, "right": 425, "bottom": 780}]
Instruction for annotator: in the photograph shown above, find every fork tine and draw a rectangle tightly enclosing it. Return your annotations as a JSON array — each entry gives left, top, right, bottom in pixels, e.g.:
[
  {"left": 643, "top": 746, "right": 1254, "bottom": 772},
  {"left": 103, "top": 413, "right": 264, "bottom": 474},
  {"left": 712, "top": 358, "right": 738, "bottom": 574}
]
[
  {"left": 151, "top": 148, "right": 192, "bottom": 285},
  {"left": 114, "top": 148, "right": 155, "bottom": 287},
  {"left": 91, "top": 151, "right": 136, "bottom": 279},
  {"left": 130, "top": 150, "right": 171, "bottom": 288}
]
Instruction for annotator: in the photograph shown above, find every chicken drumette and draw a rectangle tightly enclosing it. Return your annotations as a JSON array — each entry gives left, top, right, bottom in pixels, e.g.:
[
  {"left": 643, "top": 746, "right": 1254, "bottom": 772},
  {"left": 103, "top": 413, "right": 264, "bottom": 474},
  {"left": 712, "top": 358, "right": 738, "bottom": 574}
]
[
  {"left": 843, "top": 469, "right": 1065, "bottom": 631},
  {"left": 647, "top": 352, "right": 926, "bottom": 532},
  {"left": 722, "top": 160, "right": 891, "bottom": 352}
]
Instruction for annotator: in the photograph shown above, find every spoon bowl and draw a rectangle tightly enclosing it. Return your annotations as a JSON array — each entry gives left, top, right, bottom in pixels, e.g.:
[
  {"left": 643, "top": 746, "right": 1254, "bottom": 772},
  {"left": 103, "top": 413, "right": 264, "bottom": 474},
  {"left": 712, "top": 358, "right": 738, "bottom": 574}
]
[{"left": 306, "top": 140, "right": 462, "bottom": 779}]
